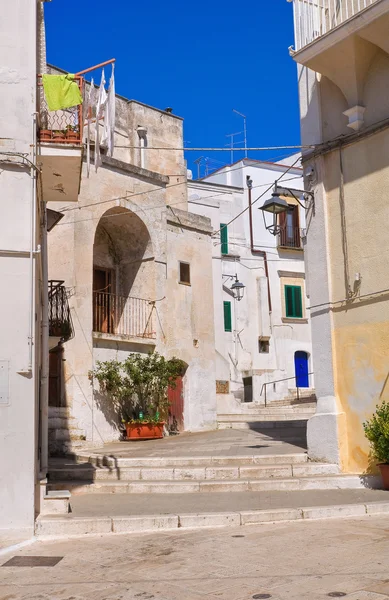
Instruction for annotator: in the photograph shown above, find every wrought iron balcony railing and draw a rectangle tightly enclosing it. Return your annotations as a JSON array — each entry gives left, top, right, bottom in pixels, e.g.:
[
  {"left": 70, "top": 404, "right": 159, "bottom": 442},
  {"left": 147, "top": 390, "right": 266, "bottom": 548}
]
[
  {"left": 49, "top": 280, "right": 73, "bottom": 341},
  {"left": 289, "top": 0, "right": 380, "bottom": 52},
  {"left": 37, "top": 75, "right": 84, "bottom": 144},
  {"left": 277, "top": 225, "right": 303, "bottom": 249},
  {"left": 93, "top": 292, "right": 156, "bottom": 340}
]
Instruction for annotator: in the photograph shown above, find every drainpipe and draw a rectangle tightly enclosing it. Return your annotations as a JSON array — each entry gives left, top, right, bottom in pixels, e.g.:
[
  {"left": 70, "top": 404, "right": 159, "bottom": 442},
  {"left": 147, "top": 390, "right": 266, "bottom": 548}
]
[
  {"left": 40, "top": 203, "right": 49, "bottom": 474},
  {"left": 247, "top": 175, "right": 272, "bottom": 313},
  {"left": 27, "top": 113, "right": 39, "bottom": 372}
]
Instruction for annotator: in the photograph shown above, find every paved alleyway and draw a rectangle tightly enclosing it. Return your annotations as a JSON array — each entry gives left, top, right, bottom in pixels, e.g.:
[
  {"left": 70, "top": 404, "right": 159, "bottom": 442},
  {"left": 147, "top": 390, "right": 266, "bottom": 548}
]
[{"left": 2, "top": 516, "right": 389, "bottom": 599}]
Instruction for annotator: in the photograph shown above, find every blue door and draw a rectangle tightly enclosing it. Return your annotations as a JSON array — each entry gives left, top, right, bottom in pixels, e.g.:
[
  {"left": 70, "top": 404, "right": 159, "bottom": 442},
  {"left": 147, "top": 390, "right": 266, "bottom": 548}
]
[{"left": 295, "top": 351, "right": 309, "bottom": 388}]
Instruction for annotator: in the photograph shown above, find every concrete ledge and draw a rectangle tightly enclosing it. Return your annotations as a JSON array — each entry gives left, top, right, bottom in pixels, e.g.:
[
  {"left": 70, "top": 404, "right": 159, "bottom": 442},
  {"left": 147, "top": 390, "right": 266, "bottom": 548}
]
[
  {"left": 36, "top": 517, "right": 112, "bottom": 537},
  {"left": 112, "top": 515, "right": 179, "bottom": 533},
  {"left": 240, "top": 508, "right": 302, "bottom": 524},
  {"left": 302, "top": 504, "right": 367, "bottom": 520},
  {"left": 41, "top": 491, "right": 71, "bottom": 515},
  {"left": 179, "top": 512, "right": 241, "bottom": 529},
  {"left": 35, "top": 501, "right": 389, "bottom": 538}
]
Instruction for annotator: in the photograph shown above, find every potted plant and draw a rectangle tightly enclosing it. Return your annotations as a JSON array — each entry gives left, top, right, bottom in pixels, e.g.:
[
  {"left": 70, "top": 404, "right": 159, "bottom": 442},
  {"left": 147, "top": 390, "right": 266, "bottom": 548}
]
[
  {"left": 65, "top": 124, "right": 79, "bottom": 141},
  {"left": 92, "top": 353, "right": 185, "bottom": 440},
  {"left": 53, "top": 130, "right": 65, "bottom": 141},
  {"left": 49, "top": 318, "right": 72, "bottom": 340},
  {"left": 40, "top": 129, "right": 51, "bottom": 141},
  {"left": 364, "top": 400, "right": 389, "bottom": 489}
]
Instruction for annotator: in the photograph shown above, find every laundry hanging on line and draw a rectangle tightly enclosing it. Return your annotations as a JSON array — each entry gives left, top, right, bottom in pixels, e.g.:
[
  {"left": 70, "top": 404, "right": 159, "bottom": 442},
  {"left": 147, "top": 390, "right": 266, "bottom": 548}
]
[
  {"left": 93, "top": 65, "right": 116, "bottom": 173},
  {"left": 42, "top": 74, "right": 83, "bottom": 111}
]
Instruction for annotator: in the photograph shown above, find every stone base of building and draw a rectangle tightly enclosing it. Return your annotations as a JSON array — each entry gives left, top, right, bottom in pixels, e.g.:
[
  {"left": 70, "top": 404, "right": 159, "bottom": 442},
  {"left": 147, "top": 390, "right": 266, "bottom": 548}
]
[{"left": 307, "top": 395, "right": 345, "bottom": 465}]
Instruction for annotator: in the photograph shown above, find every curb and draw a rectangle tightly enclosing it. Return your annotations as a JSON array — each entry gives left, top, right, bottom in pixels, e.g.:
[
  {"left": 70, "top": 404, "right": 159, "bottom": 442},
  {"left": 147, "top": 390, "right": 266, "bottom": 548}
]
[{"left": 35, "top": 500, "right": 389, "bottom": 539}]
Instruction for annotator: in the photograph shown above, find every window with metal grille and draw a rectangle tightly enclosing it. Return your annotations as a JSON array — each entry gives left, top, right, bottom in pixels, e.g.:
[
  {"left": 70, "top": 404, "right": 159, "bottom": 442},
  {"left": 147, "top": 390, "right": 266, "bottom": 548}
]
[
  {"left": 220, "top": 223, "right": 228, "bottom": 255},
  {"left": 179, "top": 262, "right": 191, "bottom": 285},
  {"left": 285, "top": 285, "right": 303, "bottom": 318},
  {"left": 223, "top": 301, "right": 232, "bottom": 332}
]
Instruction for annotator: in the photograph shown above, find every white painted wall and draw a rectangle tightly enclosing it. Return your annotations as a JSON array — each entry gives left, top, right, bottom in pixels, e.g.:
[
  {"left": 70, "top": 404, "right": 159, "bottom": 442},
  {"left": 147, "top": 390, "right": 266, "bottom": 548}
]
[
  {"left": 189, "top": 158, "right": 314, "bottom": 412},
  {"left": 0, "top": 0, "right": 40, "bottom": 534}
]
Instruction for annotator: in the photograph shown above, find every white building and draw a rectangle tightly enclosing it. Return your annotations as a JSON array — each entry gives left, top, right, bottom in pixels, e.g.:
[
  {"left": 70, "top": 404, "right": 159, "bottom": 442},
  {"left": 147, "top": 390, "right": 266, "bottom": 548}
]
[
  {"left": 188, "top": 157, "right": 314, "bottom": 416},
  {"left": 0, "top": 1, "right": 83, "bottom": 536}
]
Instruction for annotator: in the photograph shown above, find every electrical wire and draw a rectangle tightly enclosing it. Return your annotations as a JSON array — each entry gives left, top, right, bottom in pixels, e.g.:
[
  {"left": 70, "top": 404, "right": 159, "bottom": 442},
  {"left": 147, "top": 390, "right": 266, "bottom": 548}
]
[
  {"left": 113, "top": 145, "right": 313, "bottom": 152},
  {"left": 212, "top": 155, "right": 302, "bottom": 237},
  {"left": 57, "top": 173, "right": 303, "bottom": 220}
]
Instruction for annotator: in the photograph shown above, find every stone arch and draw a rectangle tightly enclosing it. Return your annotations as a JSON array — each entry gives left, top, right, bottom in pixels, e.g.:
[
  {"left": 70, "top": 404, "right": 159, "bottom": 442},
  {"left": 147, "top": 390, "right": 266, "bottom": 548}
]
[
  {"left": 92, "top": 206, "right": 156, "bottom": 335},
  {"left": 363, "top": 50, "right": 389, "bottom": 127},
  {"left": 320, "top": 76, "right": 349, "bottom": 141}
]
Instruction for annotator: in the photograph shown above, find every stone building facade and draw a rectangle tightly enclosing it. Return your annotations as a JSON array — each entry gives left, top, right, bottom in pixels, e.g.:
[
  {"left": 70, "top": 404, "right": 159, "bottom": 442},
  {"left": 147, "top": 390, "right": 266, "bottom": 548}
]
[{"left": 47, "top": 97, "right": 217, "bottom": 448}]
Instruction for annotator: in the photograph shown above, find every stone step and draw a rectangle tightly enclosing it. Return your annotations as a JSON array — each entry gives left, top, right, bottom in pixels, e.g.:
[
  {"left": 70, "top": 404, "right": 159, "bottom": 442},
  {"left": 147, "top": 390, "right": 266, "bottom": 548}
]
[
  {"left": 217, "top": 415, "right": 312, "bottom": 423},
  {"left": 48, "top": 473, "right": 380, "bottom": 495},
  {"left": 48, "top": 417, "right": 84, "bottom": 430},
  {"left": 245, "top": 403, "right": 316, "bottom": 411},
  {"left": 48, "top": 430, "right": 85, "bottom": 442},
  {"left": 73, "top": 452, "right": 309, "bottom": 468},
  {"left": 48, "top": 462, "right": 339, "bottom": 483},
  {"left": 35, "top": 491, "right": 389, "bottom": 537}
]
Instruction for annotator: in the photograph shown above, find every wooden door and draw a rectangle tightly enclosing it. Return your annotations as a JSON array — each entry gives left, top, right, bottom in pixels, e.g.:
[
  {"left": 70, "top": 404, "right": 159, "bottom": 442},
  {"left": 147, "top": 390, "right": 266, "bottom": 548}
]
[
  {"left": 49, "top": 346, "right": 64, "bottom": 407},
  {"left": 168, "top": 376, "right": 184, "bottom": 433},
  {"left": 93, "top": 268, "right": 114, "bottom": 333}
]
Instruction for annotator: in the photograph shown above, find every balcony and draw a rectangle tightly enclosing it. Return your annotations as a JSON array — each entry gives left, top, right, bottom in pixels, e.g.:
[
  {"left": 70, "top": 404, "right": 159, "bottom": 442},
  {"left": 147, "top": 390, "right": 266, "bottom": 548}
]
[
  {"left": 93, "top": 292, "right": 156, "bottom": 341},
  {"left": 37, "top": 75, "right": 84, "bottom": 203},
  {"left": 277, "top": 226, "right": 303, "bottom": 250},
  {"left": 49, "top": 280, "right": 74, "bottom": 349},
  {"left": 38, "top": 75, "right": 83, "bottom": 144},
  {"left": 289, "top": 0, "right": 381, "bottom": 52}
]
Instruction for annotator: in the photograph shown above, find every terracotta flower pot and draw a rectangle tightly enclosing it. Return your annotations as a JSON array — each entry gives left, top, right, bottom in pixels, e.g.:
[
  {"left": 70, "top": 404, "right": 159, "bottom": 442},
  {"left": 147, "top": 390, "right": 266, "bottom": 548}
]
[
  {"left": 40, "top": 129, "right": 51, "bottom": 141},
  {"left": 125, "top": 422, "right": 164, "bottom": 440},
  {"left": 66, "top": 131, "right": 78, "bottom": 141},
  {"left": 378, "top": 464, "right": 389, "bottom": 489},
  {"left": 53, "top": 131, "right": 65, "bottom": 141}
]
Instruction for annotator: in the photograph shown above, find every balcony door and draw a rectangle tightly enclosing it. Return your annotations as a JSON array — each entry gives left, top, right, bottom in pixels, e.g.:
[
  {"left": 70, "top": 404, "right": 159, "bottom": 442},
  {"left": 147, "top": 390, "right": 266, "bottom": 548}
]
[
  {"left": 279, "top": 205, "right": 300, "bottom": 248},
  {"left": 93, "top": 267, "right": 115, "bottom": 333}
]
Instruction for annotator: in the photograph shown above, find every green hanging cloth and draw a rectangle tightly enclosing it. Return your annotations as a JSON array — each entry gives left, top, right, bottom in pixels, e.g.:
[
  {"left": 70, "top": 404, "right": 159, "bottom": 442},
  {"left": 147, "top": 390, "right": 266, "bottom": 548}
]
[{"left": 42, "top": 74, "right": 83, "bottom": 111}]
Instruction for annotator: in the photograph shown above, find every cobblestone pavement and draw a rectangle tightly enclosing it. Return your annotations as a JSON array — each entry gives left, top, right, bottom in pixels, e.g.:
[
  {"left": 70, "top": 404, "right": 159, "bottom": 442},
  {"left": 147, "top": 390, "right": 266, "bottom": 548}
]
[{"left": 2, "top": 516, "right": 389, "bottom": 600}]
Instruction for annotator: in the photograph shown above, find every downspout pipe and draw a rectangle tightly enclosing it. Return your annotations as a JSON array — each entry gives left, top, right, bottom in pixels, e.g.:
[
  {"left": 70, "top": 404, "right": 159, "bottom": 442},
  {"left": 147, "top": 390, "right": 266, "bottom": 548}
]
[
  {"left": 28, "top": 112, "right": 39, "bottom": 372},
  {"left": 247, "top": 176, "right": 272, "bottom": 313},
  {"left": 40, "top": 203, "right": 49, "bottom": 474}
]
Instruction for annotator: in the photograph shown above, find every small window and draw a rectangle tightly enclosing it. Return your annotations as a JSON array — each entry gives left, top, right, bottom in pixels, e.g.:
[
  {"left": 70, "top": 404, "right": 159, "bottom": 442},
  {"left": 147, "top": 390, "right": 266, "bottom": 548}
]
[
  {"left": 259, "top": 339, "right": 270, "bottom": 353},
  {"left": 220, "top": 223, "right": 228, "bottom": 255},
  {"left": 285, "top": 285, "right": 303, "bottom": 318},
  {"left": 179, "top": 262, "right": 190, "bottom": 285},
  {"left": 223, "top": 301, "right": 232, "bottom": 332}
]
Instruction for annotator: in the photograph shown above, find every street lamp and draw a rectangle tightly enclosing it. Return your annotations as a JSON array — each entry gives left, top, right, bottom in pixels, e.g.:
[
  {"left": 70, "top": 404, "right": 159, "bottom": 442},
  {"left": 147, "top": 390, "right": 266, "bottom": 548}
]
[
  {"left": 259, "top": 182, "right": 314, "bottom": 236},
  {"left": 230, "top": 275, "right": 245, "bottom": 301},
  {"left": 259, "top": 183, "right": 290, "bottom": 235}
]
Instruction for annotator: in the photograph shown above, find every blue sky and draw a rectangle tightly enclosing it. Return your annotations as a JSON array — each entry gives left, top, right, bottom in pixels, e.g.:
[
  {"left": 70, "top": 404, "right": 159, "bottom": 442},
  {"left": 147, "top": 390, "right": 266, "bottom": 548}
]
[{"left": 45, "top": 0, "right": 300, "bottom": 175}]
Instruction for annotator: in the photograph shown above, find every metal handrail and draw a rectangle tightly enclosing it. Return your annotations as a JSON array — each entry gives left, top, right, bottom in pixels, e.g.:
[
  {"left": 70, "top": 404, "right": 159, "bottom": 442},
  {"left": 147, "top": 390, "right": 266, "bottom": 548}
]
[{"left": 260, "top": 372, "right": 314, "bottom": 407}]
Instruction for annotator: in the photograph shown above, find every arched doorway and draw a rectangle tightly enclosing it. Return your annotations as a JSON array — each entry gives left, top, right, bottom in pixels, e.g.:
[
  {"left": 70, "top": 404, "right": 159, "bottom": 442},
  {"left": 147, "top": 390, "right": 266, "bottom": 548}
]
[
  {"left": 92, "top": 207, "right": 156, "bottom": 338},
  {"left": 295, "top": 351, "right": 309, "bottom": 388}
]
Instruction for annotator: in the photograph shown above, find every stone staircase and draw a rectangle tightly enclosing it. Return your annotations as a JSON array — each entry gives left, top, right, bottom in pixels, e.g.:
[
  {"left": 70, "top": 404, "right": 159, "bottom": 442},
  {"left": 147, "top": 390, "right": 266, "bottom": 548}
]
[
  {"left": 47, "top": 450, "right": 376, "bottom": 496},
  {"left": 48, "top": 407, "right": 87, "bottom": 456}
]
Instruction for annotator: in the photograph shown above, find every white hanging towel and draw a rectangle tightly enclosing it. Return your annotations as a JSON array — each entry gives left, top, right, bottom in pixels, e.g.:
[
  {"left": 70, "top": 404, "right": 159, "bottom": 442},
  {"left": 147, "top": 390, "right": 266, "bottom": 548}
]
[
  {"left": 85, "top": 78, "right": 96, "bottom": 178},
  {"left": 95, "top": 69, "right": 107, "bottom": 172},
  {"left": 104, "top": 64, "right": 116, "bottom": 157}
]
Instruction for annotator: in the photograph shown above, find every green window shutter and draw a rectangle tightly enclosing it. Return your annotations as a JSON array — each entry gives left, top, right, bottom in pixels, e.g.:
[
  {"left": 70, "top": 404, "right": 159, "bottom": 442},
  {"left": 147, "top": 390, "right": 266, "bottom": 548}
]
[
  {"left": 220, "top": 224, "right": 228, "bottom": 255},
  {"left": 294, "top": 286, "right": 303, "bottom": 318},
  {"left": 223, "top": 301, "right": 232, "bottom": 332},
  {"left": 285, "top": 285, "right": 303, "bottom": 318}
]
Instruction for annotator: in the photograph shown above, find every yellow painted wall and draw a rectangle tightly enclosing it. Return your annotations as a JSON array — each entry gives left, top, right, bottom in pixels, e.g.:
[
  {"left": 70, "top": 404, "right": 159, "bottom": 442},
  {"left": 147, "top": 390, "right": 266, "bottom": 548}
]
[{"left": 323, "top": 129, "right": 389, "bottom": 473}]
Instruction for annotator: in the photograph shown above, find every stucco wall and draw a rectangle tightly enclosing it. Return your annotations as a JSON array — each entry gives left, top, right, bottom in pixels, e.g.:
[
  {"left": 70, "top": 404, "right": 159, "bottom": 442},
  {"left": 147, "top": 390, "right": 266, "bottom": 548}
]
[
  {"left": 0, "top": 0, "right": 39, "bottom": 533},
  {"left": 322, "top": 133, "right": 389, "bottom": 472},
  {"left": 48, "top": 156, "right": 216, "bottom": 441}
]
